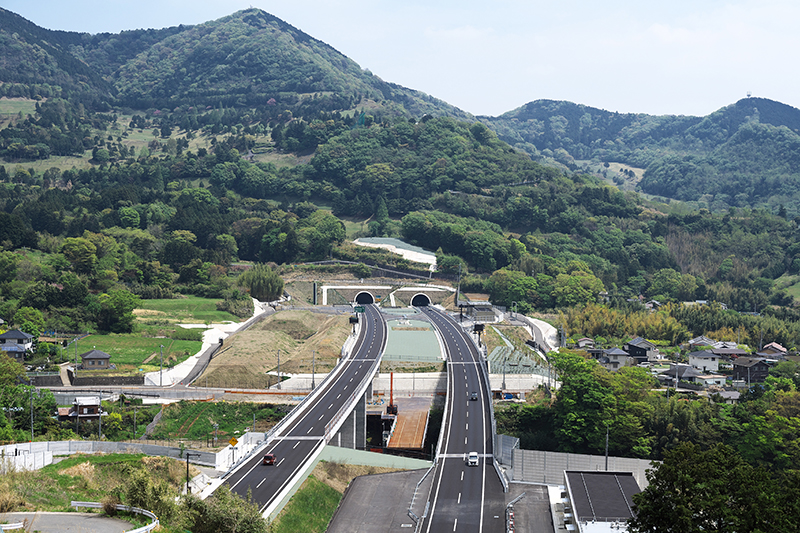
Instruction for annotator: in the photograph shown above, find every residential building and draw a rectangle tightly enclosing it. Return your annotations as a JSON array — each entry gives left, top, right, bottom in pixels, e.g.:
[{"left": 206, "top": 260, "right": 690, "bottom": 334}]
[
  {"left": 623, "top": 336, "right": 659, "bottom": 364},
  {"left": 0, "top": 329, "right": 34, "bottom": 360},
  {"left": 688, "top": 350, "right": 720, "bottom": 373},
  {"left": 732, "top": 357, "right": 770, "bottom": 384},
  {"left": 79, "top": 349, "right": 111, "bottom": 370}
]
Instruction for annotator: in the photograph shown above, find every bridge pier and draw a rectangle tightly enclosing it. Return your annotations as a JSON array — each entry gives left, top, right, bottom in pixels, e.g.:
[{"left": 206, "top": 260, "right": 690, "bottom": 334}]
[{"left": 333, "top": 391, "right": 368, "bottom": 449}]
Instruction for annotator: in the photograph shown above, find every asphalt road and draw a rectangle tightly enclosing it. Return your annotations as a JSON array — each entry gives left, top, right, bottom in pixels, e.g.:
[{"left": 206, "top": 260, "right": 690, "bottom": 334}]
[
  {"left": 419, "top": 307, "right": 504, "bottom": 533},
  {"left": 224, "top": 304, "right": 387, "bottom": 514}
]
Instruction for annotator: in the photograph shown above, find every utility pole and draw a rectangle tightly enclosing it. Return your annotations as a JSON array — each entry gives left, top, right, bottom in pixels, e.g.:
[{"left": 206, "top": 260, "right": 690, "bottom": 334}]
[
  {"left": 30, "top": 377, "right": 34, "bottom": 442},
  {"left": 160, "top": 345, "right": 164, "bottom": 387},
  {"left": 605, "top": 424, "right": 610, "bottom": 471},
  {"left": 98, "top": 401, "right": 102, "bottom": 441},
  {"left": 502, "top": 352, "right": 507, "bottom": 391},
  {"left": 185, "top": 452, "right": 199, "bottom": 494},
  {"left": 311, "top": 350, "right": 316, "bottom": 390},
  {"left": 277, "top": 350, "right": 281, "bottom": 390},
  {"left": 133, "top": 406, "right": 137, "bottom": 439}
]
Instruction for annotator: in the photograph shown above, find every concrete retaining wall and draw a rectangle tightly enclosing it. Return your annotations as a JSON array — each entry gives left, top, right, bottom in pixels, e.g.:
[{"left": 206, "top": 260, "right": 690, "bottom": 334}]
[{"left": 71, "top": 375, "right": 145, "bottom": 386}]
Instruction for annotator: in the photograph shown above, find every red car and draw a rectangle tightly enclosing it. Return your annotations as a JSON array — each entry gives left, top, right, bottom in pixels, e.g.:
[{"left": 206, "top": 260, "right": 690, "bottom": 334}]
[{"left": 263, "top": 453, "right": 276, "bottom": 465}]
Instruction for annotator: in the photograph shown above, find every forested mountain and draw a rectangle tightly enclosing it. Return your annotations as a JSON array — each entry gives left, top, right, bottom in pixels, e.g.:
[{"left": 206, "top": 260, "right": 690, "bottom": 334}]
[
  {"left": 482, "top": 98, "right": 800, "bottom": 212},
  {"left": 0, "top": 7, "right": 469, "bottom": 120},
  {"left": 2, "top": 6, "right": 800, "bottom": 341}
]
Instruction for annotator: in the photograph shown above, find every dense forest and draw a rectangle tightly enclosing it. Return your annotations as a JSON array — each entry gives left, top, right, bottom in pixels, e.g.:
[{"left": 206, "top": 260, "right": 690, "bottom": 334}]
[{"left": 483, "top": 98, "right": 800, "bottom": 213}]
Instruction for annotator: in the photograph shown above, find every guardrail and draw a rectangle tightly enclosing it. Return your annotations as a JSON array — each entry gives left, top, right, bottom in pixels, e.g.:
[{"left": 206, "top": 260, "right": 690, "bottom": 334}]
[
  {"left": 0, "top": 523, "right": 24, "bottom": 531},
  {"left": 71, "top": 501, "right": 159, "bottom": 533},
  {"left": 323, "top": 309, "right": 386, "bottom": 443},
  {"left": 407, "top": 462, "right": 436, "bottom": 524},
  {"left": 221, "top": 317, "right": 365, "bottom": 479}
]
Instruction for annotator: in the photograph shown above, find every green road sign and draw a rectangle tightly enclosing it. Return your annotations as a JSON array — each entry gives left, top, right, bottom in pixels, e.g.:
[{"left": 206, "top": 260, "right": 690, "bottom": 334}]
[{"left": 355, "top": 306, "right": 365, "bottom": 313}]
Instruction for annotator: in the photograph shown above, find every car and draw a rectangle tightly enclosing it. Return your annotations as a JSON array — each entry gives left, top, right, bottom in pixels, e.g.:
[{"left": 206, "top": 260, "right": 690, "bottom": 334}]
[
  {"left": 262, "top": 453, "right": 276, "bottom": 465},
  {"left": 470, "top": 392, "right": 478, "bottom": 401},
  {"left": 467, "top": 451, "right": 479, "bottom": 466}
]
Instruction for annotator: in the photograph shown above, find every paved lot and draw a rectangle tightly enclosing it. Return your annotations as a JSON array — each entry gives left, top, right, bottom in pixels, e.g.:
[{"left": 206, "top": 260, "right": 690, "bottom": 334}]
[
  {"left": 0, "top": 512, "right": 133, "bottom": 532},
  {"left": 506, "top": 482, "right": 556, "bottom": 533},
  {"left": 327, "top": 469, "right": 429, "bottom": 533}
]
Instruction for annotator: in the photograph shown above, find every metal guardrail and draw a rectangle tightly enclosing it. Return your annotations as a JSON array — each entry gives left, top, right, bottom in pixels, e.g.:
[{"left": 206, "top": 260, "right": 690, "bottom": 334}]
[
  {"left": 0, "top": 523, "right": 24, "bottom": 531},
  {"left": 407, "top": 462, "right": 436, "bottom": 523},
  {"left": 71, "top": 501, "right": 159, "bottom": 533}
]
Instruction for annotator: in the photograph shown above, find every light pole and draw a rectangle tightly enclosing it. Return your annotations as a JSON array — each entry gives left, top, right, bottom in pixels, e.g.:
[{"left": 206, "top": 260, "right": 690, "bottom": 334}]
[
  {"left": 605, "top": 424, "right": 610, "bottom": 471},
  {"left": 311, "top": 350, "right": 316, "bottom": 390},
  {"left": 277, "top": 350, "right": 281, "bottom": 390},
  {"left": 159, "top": 345, "right": 164, "bottom": 387},
  {"left": 502, "top": 352, "right": 507, "bottom": 391},
  {"left": 133, "top": 406, "right": 137, "bottom": 439}
]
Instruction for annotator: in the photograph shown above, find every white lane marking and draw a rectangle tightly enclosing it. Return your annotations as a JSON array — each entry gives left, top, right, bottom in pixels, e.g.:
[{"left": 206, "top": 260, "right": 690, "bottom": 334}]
[
  {"left": 344, "top": 385, "right": 348, "bottom": 390},
  {"left": 461, "top": 471, "right": 464, "bottom": 481},
  {"left": 458, "top": 492, "right": 461, "bottom": 504},
  {"left": 337, "top": 394, "right": 341, "bottom": 399},
  {"left": 256, "top": 477, "right": 266, "bottom": 488},
  {"left": 306, "top": 426, "right": 313, "bottom": 434},
  {"left": 453, "top": 518, "right": 458, "bottom": 531},
  {"left": 466, "top": 423, "right": 469, "bottom": 431},
  {"left": 464, "top": 437, "right": 467, "bottom": 444},
  {"left": 319, "top": 415, "right": 324, "bottom": 421},
  {"left": 276, "top": 458, "right": 285, "bottom": 467},
  {"left": 328, "top": 403, "right": 333, "bottom": 409},
  {"left": 293, "top": 442, "right": 300, "bottom": 449},
  {"left": 466, "top": 411, "right": 469, "bottom": 417},
  {"left": 350, "top": 377, "right": 353, "bottom": 382}
]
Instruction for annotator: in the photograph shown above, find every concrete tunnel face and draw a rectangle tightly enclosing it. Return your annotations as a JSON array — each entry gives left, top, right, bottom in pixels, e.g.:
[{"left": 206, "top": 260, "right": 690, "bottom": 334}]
[
  {"left": 411, "top": 294, "right": 431, "bottom": 307},
  {"left": 355, "top": 292, "right": 375, "bottom": 304}
]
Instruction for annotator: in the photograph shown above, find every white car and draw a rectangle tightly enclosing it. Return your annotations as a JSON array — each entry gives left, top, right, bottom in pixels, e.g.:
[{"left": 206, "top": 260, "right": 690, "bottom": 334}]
[{"left": 467, "top": 452, "right": 479, "bottom": 466}]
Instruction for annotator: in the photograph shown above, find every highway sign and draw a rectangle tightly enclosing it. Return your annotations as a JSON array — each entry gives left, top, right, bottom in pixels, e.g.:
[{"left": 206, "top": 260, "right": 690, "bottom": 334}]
[{"left": 355, "top": 306, "right": 365, "bottom": 313}]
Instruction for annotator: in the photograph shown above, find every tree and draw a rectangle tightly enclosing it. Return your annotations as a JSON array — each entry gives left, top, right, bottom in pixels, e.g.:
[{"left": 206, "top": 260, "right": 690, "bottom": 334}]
[
  {"left": 94, "top": 289, "right": 140, "bottom": 333},
  {"left": 61, "top": 237, "right": 98, "bottom": 274},
  {"left": 629, "top": 443, "right": 788, "bottom": 533},
  {"left": 15, "top": 306, "right": 44, "bottom": 339},
  {"left": 238, "top": 264, "right": 284, "bottom": 301},
  {"left": 0, "top": 353, "right": 26, "bottom": 387},
  {"left": 182, "top": 486, "right": 268, "bottom": 533}
]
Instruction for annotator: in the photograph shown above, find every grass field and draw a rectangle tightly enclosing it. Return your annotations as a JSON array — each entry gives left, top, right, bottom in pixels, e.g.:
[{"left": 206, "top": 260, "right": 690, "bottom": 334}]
[
  {"left": 135, "top": 296, "right": 243, "bottom": 324},
  {"left": 0, "top": 97, "right": 37, "bottom": 117},
  {"left": 150, "top": 400, "right": 286, "bottom": 442},
  {"left": 75, "top": 334, "right": 201, "bottom": 370}
]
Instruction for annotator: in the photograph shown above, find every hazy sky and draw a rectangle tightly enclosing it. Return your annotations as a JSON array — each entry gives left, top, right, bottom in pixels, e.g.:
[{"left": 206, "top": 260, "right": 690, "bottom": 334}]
[{"left": 3, "top": 0, "right": 798, "bottom": 117}]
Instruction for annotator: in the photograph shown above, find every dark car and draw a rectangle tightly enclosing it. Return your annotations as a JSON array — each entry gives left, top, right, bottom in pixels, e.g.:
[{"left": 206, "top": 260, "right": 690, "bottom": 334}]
[
  {"left": 263, "top": 453, "right": 276, "bottom": 465},
  {"left": 470, "top": 392, "right": 478, "bottom": 401}
]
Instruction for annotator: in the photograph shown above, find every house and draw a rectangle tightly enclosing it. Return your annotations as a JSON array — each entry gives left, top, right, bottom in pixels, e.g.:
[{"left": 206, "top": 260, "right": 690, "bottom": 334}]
[
  {"left": 623, "top": 336, "right": 659, "bottom": 363},
  {"left": 563, "top": 471, "right": 641, "bottom": 532},
  {"left": 598, "top": 347, "right": 630, "bottom": 371},
  {"left": 761, "top": 342, "right": 787, "bottom": 355},
  {"left": 79, "top": 349, "right": 111, "bottom": 370},
  {"left": 688, "top": 335, "right": 715, "bottom": 350},
  {"left": 0, "top": 329, "right": 34, "bottom": 360},
  {"left": 69, "top": 396, "right": 104, "bottom": 420},
  {"left": 693, "top": 374, "right": 727, "bottom": 387},
  {"left": 576, "top": 337, "right": 595, "bottom": 349},
  {"left": 732, "top": 357, "right": 770, "bottom": 384},
  {"left": 660, "top": 364, "right": 702, "bottom": 386},
  {"left": 688, "top": 350, "right": 720, "bottom": 373}
]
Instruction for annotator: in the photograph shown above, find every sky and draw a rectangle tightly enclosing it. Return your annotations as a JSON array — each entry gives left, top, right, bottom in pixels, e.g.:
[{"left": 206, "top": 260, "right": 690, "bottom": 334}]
[{"left": 2, "top": 0, "right": 799, "bottom": 117}]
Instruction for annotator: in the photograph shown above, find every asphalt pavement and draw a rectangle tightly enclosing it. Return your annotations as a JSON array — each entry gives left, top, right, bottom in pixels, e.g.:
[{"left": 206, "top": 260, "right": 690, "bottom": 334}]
[
  {"left": 0, "top": 512, "right": 133, "bottom": 532},
  {"left": 224, "top": 304, "right": 388, "bottom": 515}
]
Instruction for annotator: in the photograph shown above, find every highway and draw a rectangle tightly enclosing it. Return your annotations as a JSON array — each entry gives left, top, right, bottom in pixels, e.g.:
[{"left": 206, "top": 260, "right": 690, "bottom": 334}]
[
  {"left": 224, "top": 304, "right": 387, "bottom": 514},
  {"left": 419, "top": 306, "right": 504, "bottom": 533}
]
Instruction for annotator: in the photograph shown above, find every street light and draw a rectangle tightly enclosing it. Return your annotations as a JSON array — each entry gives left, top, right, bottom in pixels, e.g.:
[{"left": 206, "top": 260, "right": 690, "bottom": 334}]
[
  {"left": 277, "top": 350, "right": 281, "bottom": 390},
  {"left": 311, "top": 350, "right": 316, "bottom": 390},
  {"left": 159, "top": 345, "right": 164, "bottom": 387}
]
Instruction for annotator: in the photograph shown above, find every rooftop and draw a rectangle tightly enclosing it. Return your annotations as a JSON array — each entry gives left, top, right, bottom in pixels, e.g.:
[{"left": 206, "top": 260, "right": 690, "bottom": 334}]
[{"left": 565, "top": 471, "right": 641, "bottom": 527}]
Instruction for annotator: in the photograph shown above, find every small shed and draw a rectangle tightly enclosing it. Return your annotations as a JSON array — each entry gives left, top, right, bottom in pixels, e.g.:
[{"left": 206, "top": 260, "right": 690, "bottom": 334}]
[{"left": 79, "top": 349, "right": 111, "bottom": 370}]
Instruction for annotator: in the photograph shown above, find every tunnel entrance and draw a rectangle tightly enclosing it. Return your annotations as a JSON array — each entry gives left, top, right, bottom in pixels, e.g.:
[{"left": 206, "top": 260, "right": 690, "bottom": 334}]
[
  {"left": 355, "top": 292, "right": 375, "bottom": 304},
  {"left": 411, "top": 294, "right": 431, "bottom": 307}
]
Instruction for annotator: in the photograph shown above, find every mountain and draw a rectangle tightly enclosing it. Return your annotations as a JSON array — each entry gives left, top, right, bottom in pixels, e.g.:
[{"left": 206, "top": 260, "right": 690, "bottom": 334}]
[
  {"left": 481, "top": 98, "right": 800, "bottom": 213},
  {"left": 0, "top": 7, "right": 470, "bottom": 119}
]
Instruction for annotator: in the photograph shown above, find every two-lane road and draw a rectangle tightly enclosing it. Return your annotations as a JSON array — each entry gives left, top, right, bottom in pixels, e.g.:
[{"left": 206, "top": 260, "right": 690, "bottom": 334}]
[
  {"left": 225, "top": 304, "right": 387, "bottom": 514},
  {"left": 420, "top": 307, "right": 504, "bottom": 533}
]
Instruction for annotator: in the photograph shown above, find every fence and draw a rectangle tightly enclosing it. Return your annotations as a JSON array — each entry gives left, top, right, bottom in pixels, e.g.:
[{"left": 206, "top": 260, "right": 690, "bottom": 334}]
[
  {"left": 511, "top": 448, "right": 654, "bottom": 489},
  {"left": 72, "top": 501, "right": 158, "bottom": 533},
  {"left": 0, "top": 435, "right": 269, "bottom": 472}
]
